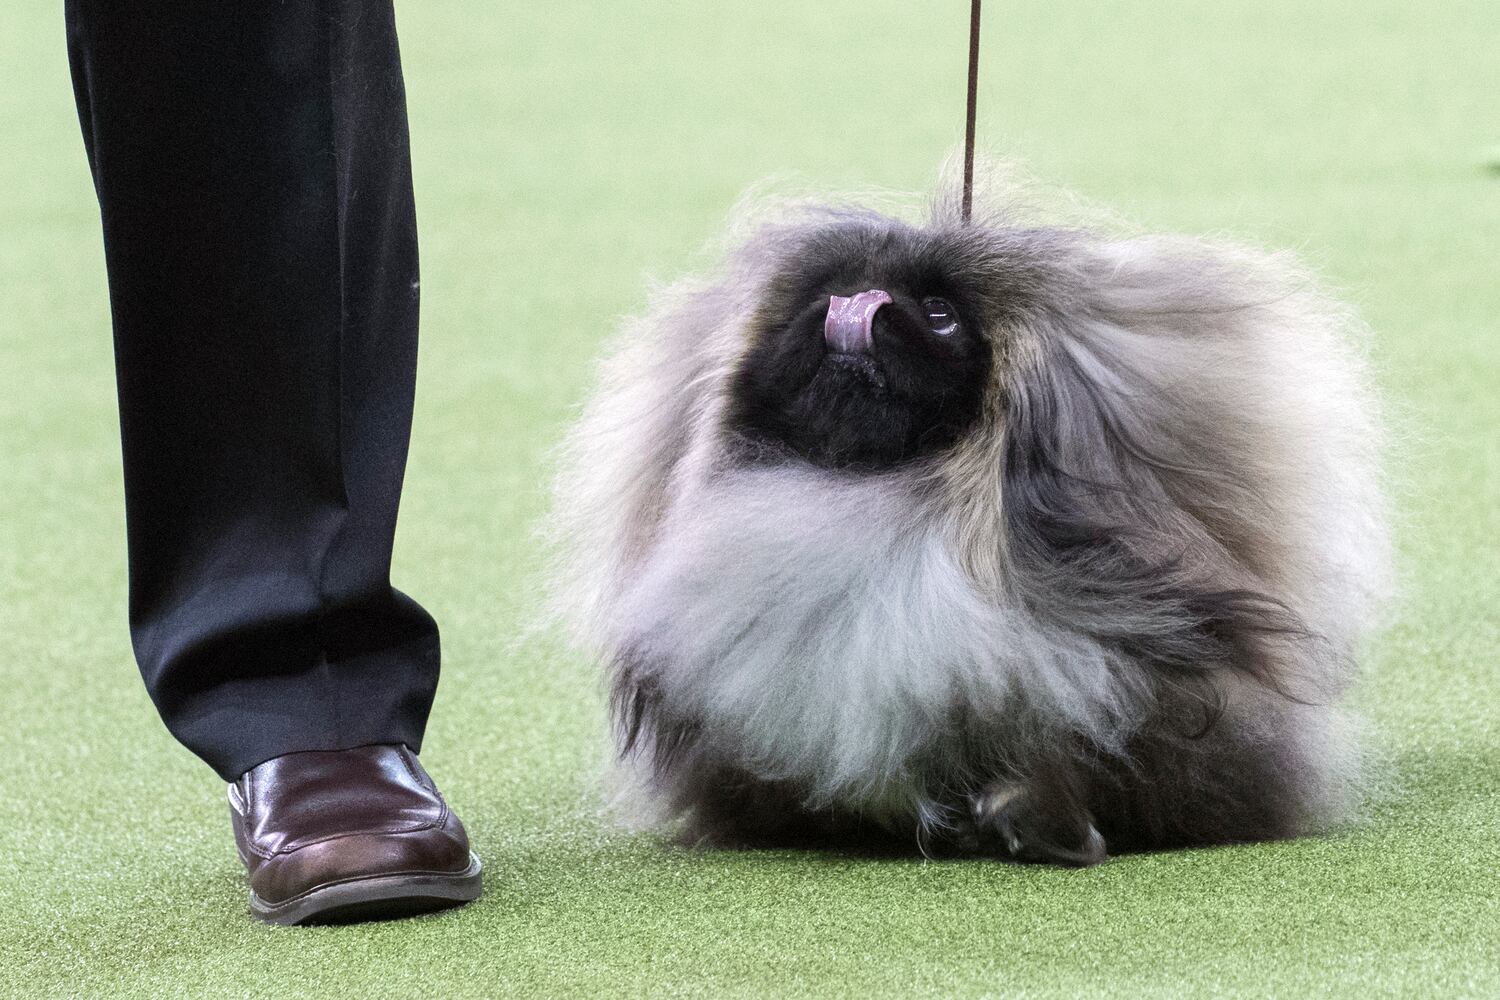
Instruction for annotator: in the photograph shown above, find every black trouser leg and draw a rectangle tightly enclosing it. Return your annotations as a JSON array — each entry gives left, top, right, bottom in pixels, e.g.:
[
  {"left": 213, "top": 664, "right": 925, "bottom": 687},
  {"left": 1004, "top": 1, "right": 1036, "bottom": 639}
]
[{"left": 66, "top": 0, "right": 440, "bottom": 780}]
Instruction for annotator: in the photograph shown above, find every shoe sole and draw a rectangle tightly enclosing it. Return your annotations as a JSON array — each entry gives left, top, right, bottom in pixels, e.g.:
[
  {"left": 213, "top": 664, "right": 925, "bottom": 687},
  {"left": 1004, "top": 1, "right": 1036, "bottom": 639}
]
[{"left": 250, "top": 853, "right": 483, "bottom": 926}]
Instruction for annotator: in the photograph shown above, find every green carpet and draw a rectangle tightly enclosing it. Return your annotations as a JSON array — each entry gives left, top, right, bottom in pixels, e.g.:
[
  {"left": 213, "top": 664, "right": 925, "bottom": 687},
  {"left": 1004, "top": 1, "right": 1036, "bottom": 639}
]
[{"left": 2, "top": 2, "right": 1496, "bottom": 996}]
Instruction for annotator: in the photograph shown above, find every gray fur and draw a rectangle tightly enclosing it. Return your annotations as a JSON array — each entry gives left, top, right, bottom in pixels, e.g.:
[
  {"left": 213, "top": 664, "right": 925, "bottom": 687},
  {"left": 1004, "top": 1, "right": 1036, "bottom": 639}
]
[{"left": 548, "top": 163, "right": 1391, "bottom": 859}]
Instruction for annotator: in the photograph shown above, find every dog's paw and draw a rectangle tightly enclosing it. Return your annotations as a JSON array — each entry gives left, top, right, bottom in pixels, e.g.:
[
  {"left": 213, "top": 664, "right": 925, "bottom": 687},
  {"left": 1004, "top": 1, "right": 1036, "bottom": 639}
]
[{"left": 969, "top": 783, "right": 1107, "bottom": 868}]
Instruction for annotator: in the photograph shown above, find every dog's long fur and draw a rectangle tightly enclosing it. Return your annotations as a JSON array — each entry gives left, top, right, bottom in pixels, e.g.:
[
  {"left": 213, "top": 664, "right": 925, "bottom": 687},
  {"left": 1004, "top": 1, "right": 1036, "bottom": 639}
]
[{"left": 549, "top": 164, "right": 1390, "bottom": 859}]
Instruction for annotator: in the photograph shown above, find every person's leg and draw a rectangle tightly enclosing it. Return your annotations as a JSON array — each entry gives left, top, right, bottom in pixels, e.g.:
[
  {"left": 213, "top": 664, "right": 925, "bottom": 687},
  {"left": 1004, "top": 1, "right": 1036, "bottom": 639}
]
[
  {"left": 66, "top": 0, "right": 439, "bottom": 781},
  {"left": 67, "top": 0, "right": 479, "bottom": 926}
]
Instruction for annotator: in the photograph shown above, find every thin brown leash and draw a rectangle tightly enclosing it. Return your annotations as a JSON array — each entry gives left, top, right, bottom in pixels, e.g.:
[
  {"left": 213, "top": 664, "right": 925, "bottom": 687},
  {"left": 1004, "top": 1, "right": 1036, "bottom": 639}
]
[{"left": 962, "top": 0, "right": 982, "bottom": 224}]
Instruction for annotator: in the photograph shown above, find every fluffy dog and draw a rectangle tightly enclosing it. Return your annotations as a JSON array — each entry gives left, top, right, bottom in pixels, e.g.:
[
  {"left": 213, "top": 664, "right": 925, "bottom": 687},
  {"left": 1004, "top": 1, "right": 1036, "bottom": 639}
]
[{"left": 549, "top": 166, "right": 1390, "bottom": 865}]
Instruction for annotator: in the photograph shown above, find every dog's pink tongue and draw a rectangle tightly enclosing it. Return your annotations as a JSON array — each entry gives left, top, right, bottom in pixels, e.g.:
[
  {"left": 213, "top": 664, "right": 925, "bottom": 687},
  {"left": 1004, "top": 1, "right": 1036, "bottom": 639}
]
[{"left": 824, "top": 290, "right": 892, "bottom": 354}]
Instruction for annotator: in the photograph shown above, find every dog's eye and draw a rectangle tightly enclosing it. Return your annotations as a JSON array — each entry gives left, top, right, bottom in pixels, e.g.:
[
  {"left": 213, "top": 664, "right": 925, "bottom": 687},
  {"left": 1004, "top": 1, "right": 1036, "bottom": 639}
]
[{"left": 921, "top": 297, "right": 960, "bottom": 337}]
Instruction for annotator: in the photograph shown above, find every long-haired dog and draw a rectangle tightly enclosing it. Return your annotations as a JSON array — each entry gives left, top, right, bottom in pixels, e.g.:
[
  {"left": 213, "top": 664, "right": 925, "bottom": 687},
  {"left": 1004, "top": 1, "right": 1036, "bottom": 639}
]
[{"left": 549, "top": 165, "right": 1390, "bottom": 865}]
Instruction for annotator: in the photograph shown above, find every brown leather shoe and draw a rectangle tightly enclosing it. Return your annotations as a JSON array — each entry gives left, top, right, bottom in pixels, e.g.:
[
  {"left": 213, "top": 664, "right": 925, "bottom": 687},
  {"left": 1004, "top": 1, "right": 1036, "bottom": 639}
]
[{"left": 228, "top": 744, "right": 482, "bottom": 925}]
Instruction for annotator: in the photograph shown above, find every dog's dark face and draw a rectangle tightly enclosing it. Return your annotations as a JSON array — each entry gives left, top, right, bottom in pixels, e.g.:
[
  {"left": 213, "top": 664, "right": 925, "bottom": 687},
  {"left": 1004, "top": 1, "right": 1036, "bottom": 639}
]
[{"left": 725, "top": 223, "right": 995, "bottom": 470}]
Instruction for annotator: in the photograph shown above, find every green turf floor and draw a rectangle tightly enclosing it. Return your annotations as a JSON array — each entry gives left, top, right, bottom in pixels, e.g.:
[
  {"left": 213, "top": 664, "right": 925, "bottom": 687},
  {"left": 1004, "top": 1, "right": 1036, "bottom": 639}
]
[{"left": 2, "top": 1, "right": 1497, "bottom": 996}]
